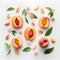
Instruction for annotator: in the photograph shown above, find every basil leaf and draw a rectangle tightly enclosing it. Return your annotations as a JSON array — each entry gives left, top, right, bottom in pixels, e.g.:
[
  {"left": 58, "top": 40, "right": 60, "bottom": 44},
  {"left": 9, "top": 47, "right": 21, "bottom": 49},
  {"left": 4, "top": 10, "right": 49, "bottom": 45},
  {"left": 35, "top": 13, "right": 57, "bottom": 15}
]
[
  {"left": 7, "top": 7, "right": 15, "bottom": 11},
  {"left": 44, "top": 47, "right": 54, "bottom": 54},
  {"left": 23, "top": 47, "right": 31, "bottom": 52},
  {"left": 34, "top": 14, "right": 38, "bottom": 19},
  {"left": 22, "top": 9, "right": 27, "bottom": 16},
  {"left": 25, "top": 17, "right": 29, "bottom": 23},
  {"left": 45, "top": 7, "right": 53, "bottom": 11},
  {"left": 45, "top": 27, "right": 53, "bottom": 36},
  {"left": 12, "top": 30, "right": 17, "bottom": 36},
  {"left": 5, "top": 43, "right": 11, "bottom": 49},
  {"left": 7, "top": 49, "right": 11, "bottom": 55}
]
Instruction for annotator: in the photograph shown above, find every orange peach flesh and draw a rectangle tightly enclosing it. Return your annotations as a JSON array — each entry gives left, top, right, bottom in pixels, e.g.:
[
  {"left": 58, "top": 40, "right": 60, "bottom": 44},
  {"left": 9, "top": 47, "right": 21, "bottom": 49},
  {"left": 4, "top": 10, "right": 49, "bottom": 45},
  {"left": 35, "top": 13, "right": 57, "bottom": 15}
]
[
  {"left": 29, "top": 13, "right": 34, "bottom": 18},
  {"left": 24, "top": 27, "right": 36, "bottom": 41},
  {"left": 12, "top": 16, "right": 23, "bottom": 28},
  {"left": 12, "top": 37, "right": 23, "bottom": 49},
  {"left": 39, "top": 17, "right": 50, "bottom": 28},
  {"left": 39, "top": 37, "right": 49, "bottom": 48}
]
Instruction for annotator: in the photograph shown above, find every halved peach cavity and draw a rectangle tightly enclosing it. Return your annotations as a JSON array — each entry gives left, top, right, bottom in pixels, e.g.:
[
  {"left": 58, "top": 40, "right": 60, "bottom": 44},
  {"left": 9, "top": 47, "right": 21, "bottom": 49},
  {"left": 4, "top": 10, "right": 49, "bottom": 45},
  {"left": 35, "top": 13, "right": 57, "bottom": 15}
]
[
  {"left": 12, "top": 16, "right": 23, "bottom": 28},
  {"left": 39, "top": 16, "right": 50, "bottom": 28},
  {"left": 12, "top": 37, "right": 23, "bottom": 49},
  {"left": 24, "top": 27, "right": 36, "bottom": 41}
]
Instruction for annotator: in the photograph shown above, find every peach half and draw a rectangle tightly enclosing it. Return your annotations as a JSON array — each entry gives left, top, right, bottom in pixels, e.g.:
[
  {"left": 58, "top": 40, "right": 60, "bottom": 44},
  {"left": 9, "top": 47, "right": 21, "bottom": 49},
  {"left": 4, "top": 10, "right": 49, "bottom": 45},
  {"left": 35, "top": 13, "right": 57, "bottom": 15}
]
[
  {"left": 24, "top": 27, "right": 36, "bottom": 41},
  {"left": 12, "top": 16, "right": 23, "bottom": 28},
  {"left": 39, "top": 37, "right": 49, "bottom": 48},
  {"left": 39, "top": 16, "right": 50, "bottom": 28},
  {"left": 12, "top": 37, "right": 23, "bottom": 49}
]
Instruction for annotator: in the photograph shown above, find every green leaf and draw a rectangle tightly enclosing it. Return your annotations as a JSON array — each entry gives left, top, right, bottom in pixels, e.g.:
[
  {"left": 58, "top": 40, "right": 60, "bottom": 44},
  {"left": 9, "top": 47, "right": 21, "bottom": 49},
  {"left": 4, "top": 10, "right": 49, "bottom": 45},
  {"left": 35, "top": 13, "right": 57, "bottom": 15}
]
[
  {"left": 5, "top": 43, "right": 11, "bottom": 49},
  {"left": 7, "top": 49, "right": 11, "bottom": 55},
  {"left": 34, "top": 14, "right": 38, "bottom": 19},
  {"left": 22, "top": 9, "right": 27, "bottom": 16},
  {"left": 45, "top": 7, "right": 53, "bottom": 11},
  {"left": 7, "top": 7, "right": 15, "bottom": 11},
  {"left": 12, "top": 30, "right": 17, "bottom": 36},
  {"left": 48, "top": 12, "right": 53, "bottom": 18},
  {"left": 23, "top": 47, "right": 31, "bottom": 52},
  {"left": 22, "top": 9, "right": 25, "bottom": 15},
  {"left": 45, "top": 7, "right": 54, "bottom": 18},
  {"left": 45, "top": 27, "right": 53, "bottom": 36},
  {"left": 44, "top": 47, "right": 54, "bottom": 54},
  {"left": 24, "top": 10, "right": 27, "bottom": 16},
  {"left": 25, "top": 17, "right": 29, "bottom": 23}
]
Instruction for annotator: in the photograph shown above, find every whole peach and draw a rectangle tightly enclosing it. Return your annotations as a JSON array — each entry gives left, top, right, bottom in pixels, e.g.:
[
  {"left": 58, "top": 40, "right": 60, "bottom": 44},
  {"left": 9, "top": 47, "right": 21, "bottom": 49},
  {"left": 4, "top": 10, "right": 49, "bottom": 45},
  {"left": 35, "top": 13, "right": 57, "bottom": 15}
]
[{"left": 39, "top": 37, "right": 49, "bottom": 48}]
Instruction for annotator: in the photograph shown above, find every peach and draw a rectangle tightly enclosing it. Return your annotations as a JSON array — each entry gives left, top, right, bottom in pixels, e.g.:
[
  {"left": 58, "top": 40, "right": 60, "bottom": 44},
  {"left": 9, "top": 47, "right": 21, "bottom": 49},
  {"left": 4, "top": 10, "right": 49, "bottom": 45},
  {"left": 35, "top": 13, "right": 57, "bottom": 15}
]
[
  {"left": 40, "top": 8, "right": 45, "bottom": 14},
  {"left": 31, "top": 22, "right": 35, "bottom": 26},
  {"left": 39, "top": 16, "right": 50, "bottom": 28},
  {"left": 14, "top": 49, "right": 19, "bottom": 54},
  {"left": 12, "top": 37, "right": 23, "bottom": 49},
  {"left": 24, "top": 27, "right": 36, "bottom": 41},
  {"left": 5, "top": 34, "right": 10, "bottom": 40},
  {"left": 5, "top": 21, "right": 10, "bottom": 26},
  {"left": 38, "top": 29, "right": 43, "bottom": 34},
  {"left": 39, "top": 37, "right": 49, "bottom": 48},
  {"left": 50, "top": 38, "right": 56, "bottom": 43},
  {"left": 26, "top": 7, "right": 30, "bottom": 10},
  {"left": 7, "top": 14, "right": 11, "bottom": 19},
  {"left": 34, "top": 6, "right": 39, "bottom": 11},
  {"left": 29, "top": 12, "right": 35, "bottom": 18},
  {"left": 16, "top": 7, "right": 20, "bottom": 13},
  {"left": 12, "top": 16, "right": 23, "bottom": 28}
]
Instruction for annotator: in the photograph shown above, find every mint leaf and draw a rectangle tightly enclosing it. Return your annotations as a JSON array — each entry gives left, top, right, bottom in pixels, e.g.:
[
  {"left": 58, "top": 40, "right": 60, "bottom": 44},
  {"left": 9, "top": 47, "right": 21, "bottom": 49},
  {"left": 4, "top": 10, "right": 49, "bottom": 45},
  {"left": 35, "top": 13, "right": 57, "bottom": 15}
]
[
  {"left": 25, "top": 17, "right": 29, "bottom": 23},
  {"left": 12, "top": 30, "right": 17, "bottom": 36},
  {"left": 45, "top": 7, "right": 54, "bottom": 18},
  {"left": 23, "top": 47, "right": 31, "bottom": 52},
  {"left": 48, "top": 11, "right": 53, "bottom": 18},
  {"left": 5, "top": 43, "right": 11, "bottom": 49},
  {"left": 7, "top": 49, "right": 11, "bottom": 55},
  {"left": 45, "top": 27, "right": 53, "bottom": 36},
  {"left": 45, "top": 7, "right": 53, "bottom": 11},
  {"left": 34, "top": 14, "right": 38, "bottom": 19},
  {"left": 22, "top": 9, "right": 27, "bottom": 16},
  {"left": 44, "top": 47, "right": 54, "bottom": 54},
  {"left": 7, "top": 7, "right": 15, "bottom": 11}
]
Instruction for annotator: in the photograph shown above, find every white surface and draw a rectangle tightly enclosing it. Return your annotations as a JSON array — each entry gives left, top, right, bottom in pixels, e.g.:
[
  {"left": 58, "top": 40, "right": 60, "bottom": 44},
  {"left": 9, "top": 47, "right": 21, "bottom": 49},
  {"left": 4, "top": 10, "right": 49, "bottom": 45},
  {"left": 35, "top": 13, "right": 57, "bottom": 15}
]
[{"left": 0, "top": 0, "right": 60, "bottom": 60}]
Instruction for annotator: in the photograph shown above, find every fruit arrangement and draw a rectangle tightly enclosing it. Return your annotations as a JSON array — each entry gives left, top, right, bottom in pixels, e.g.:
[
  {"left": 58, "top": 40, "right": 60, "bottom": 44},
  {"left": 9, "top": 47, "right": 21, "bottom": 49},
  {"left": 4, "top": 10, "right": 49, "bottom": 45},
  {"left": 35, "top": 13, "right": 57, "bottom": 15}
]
[{"left": 4, "top": 6, "right": 56, "bottom": 55}]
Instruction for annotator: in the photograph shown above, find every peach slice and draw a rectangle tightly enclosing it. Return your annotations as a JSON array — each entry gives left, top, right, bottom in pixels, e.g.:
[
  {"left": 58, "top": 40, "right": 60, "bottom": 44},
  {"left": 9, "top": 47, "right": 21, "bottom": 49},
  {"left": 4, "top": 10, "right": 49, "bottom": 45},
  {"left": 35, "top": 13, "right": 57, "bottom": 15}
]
[
  {"left": 29, "top": 12, "right": 34, "bottom": 18},
  {"left": 12, "top": 37, "right": 23, "bottom": 49},
  {"left": 39, "top": 37, "right": 49, "bottom": 48},
  {"left": 39, "top": 16, "right": 50, "bottom": 28},
  {"left": 12, "top": 16, "right": 23, "bottom": 28},
  {"left": 5, "top": 34, "right": 10, "bottom": 40},
  {"left": 5, "top": 21, "right": 10, "bottom": 26},
  {"left": 24, "top": 27, "right": 36, "bottom": 41}
]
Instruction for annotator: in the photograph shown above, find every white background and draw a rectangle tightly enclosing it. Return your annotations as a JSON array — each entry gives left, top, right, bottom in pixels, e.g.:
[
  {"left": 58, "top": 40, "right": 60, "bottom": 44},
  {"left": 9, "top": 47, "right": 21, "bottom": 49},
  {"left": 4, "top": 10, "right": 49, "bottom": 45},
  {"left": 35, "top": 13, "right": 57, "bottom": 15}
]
[{"left": 0, "top": 0, "right": 60, "bottom": 60}]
